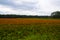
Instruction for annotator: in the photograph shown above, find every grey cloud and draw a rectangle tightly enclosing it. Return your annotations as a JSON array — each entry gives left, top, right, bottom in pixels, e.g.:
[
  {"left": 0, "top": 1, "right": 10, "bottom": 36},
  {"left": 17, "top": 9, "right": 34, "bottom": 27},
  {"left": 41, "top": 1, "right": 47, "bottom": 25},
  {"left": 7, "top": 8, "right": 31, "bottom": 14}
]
[
  {"left": 0, "top": 0, "right": 38, "bottom": 10},
  {"left": 13, "top": 2, "right": 37, "bottom": 10},
  {"left": 51, "top": 0, "right": 60, "bottom": 6},
  {"left": 0, "top": 0, "right": 13, "bottom": 6}
]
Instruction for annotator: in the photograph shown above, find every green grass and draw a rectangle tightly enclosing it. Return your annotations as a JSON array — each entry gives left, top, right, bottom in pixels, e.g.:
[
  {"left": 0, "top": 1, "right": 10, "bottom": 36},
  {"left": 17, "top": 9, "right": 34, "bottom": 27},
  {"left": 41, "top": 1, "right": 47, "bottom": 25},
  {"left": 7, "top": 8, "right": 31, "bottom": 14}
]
[{"left": 0, "top": 24, "right": 60, "bottom": 40}]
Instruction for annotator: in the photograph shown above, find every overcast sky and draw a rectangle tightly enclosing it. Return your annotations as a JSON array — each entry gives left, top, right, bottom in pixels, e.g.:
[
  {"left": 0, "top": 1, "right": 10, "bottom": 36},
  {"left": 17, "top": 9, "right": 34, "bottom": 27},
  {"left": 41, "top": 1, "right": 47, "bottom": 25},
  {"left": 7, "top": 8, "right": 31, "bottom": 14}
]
[{"left": 0, "top": 0, "right": 60, "bottom": 16}]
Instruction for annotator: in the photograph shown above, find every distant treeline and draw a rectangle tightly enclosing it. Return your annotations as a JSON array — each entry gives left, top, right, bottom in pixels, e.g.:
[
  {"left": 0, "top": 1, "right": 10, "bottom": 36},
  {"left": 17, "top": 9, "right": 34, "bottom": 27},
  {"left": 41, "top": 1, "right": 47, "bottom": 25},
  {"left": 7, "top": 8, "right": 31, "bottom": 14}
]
[
  {"left": 0, "top": 15, "right": 51, "bottom": 18},
  {"left": 0, "top": 11, "right": 60, "bottom": 18}
]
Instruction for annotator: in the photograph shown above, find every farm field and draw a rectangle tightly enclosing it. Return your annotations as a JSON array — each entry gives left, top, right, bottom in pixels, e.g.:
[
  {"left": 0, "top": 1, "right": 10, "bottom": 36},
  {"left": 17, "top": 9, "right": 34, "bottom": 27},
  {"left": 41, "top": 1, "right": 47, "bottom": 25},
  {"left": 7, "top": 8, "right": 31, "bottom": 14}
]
[
  {"left": 0, "top": 18, "right": 60, "bottom": 24},
  {"left": 0, "top": 18, "right": 60, "bottom": 40}
]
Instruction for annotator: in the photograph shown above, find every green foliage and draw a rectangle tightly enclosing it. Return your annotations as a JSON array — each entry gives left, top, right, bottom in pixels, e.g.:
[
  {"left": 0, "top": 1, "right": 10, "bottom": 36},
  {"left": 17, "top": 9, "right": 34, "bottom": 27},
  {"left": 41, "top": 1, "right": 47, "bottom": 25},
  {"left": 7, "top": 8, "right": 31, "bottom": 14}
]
[
  {"left": 0, "top": 24, "right": 60, "bottom": 40},
  {"left": 51, "top": 11, "right": 60, "bottom": 18}
]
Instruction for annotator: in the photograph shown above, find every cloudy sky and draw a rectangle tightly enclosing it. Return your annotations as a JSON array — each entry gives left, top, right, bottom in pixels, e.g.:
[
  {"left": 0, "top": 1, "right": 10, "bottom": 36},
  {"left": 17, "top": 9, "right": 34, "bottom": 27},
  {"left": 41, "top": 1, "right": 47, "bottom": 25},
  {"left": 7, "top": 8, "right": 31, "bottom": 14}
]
[{"left": 0, "top": 0, "right": 60, "bottom": 16}]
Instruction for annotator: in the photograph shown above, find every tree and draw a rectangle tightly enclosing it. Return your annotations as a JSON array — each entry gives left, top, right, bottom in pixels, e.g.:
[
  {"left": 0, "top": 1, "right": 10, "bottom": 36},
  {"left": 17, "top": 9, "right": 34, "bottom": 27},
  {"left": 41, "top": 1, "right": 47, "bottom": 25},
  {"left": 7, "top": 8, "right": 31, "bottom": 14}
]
[{"left": 51, "top": 11, "right": 60, "bottom": 18}]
